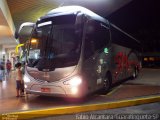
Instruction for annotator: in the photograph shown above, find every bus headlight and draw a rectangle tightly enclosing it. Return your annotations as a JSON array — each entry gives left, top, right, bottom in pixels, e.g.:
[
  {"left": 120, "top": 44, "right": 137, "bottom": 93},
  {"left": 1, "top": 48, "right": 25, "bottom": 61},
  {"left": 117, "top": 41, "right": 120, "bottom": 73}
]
[
  {"left": 71, "top": 87, "right": 78, "bottom": 94},
  {"left": 24, "top": 75, "right": 31, "bottom": 83},
  {"left": 64, "top": 76, "right": 82, "bottom": 86}
]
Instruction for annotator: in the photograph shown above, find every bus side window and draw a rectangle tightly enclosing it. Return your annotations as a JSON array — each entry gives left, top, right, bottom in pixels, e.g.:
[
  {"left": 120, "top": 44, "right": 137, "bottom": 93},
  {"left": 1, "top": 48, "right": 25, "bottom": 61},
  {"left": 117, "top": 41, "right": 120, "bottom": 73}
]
[
  {"left": 94, "top": 22, "right": 110, "bottom": 51},
  {"left": 84, "top": 20, "right": 110, "bottom": 59},
  {"left": 84, "top": 38, "right": 95, "bottom": 59}
]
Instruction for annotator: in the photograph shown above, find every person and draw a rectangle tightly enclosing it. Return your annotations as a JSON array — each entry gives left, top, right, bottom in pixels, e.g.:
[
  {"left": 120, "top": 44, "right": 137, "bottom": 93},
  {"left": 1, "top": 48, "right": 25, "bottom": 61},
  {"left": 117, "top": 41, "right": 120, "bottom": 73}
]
[
  {"left": 15, "top": 63, "right": 24, "bottom": 97},
  {"left": 6, "top": 59, "right": 12, "bottom": 77}
]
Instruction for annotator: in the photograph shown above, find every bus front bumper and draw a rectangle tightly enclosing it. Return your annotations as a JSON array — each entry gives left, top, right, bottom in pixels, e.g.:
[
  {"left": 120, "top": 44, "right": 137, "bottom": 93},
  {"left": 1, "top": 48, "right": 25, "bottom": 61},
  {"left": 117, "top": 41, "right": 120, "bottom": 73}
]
[{"left": 24, "top": 83, "right": 85, "bottom": 98}]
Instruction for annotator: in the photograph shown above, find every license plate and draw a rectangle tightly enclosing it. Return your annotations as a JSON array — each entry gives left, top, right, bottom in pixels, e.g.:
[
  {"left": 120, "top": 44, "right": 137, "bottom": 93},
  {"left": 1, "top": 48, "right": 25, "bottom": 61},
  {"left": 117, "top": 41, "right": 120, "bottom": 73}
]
[{"left": 41, "top": 88, "right": 50, "bottom": 92}]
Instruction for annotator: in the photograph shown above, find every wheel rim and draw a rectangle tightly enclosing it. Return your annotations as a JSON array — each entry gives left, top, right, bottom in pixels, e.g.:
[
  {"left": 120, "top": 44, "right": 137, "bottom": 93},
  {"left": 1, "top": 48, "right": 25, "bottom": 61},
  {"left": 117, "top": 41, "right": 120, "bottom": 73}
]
[
  {"left": 104, "top": 78, "right": 110, "bottom": 91},
  {"left": 133, "top": 68, "right": 137, "bottom": 78}
]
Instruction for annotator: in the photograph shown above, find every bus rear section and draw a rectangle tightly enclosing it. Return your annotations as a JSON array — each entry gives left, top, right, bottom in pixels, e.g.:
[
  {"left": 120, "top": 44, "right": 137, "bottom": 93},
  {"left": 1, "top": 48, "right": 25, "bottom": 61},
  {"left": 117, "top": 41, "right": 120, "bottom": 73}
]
[{"left": 109, "top": 24, "right": 141, "bottom": 84}]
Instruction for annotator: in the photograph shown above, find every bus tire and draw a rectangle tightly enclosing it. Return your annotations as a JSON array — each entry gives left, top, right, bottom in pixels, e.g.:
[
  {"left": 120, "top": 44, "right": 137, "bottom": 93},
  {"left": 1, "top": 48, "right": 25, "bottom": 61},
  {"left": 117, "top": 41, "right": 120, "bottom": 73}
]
[{"left": 102, "top": 72, "right": 112, "bottom": 93}]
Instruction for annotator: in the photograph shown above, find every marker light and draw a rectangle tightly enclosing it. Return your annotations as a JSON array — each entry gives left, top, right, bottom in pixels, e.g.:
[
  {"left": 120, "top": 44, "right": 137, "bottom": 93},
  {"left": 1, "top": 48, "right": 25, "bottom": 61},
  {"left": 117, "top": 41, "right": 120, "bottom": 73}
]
[
  {"left": 31, "top": 38, "right": 37, "bottom": 43},
  {"left": 144, "top": 57, "right": 148, "bottom": 61},
  {"left": 104, "top": 48, "right": 109, "bottom": 54},
  {"left": 24, "top": 75, "right": 31, "bottom": 83},
  {"left": 149, "top": 57, "right": 154, "bottom": 61},
  {"left": 64, "top": 76, "right": 82, "bottom": 86}
]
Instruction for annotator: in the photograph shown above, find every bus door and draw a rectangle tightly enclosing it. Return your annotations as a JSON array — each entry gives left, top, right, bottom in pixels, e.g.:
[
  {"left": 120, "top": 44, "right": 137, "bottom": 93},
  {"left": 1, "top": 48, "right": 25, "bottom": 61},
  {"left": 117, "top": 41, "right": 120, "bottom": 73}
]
[{"left": 83, "top": 20, "right": 110, "bottom": 91}]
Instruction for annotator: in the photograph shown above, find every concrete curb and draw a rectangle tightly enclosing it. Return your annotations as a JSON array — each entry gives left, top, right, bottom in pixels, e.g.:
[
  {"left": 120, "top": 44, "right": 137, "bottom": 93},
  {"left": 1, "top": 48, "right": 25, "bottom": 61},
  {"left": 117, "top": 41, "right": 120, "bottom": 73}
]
[{"left": 1, "top": 95, "right": 160, "bottom": 120}]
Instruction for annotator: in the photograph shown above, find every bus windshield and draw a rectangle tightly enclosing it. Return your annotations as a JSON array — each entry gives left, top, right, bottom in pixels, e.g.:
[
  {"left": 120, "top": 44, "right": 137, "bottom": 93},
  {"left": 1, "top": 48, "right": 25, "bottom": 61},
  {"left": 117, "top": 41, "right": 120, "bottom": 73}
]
[{"left": 28, "top": 19, "right": 82, "bottom": 70}]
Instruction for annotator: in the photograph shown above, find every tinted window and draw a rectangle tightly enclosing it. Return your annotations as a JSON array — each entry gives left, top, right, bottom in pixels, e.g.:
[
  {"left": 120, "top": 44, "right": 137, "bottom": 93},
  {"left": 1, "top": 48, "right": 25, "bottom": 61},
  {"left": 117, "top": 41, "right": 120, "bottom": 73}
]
[
  {"left": 111, "top": 25, "right": 141, "bottom": 51},
  {"left": 84, "top": 20, "right": 110, "bottom": 59},
  {"left": 49, "top": 25, "right": 80, "bottom": 56}
]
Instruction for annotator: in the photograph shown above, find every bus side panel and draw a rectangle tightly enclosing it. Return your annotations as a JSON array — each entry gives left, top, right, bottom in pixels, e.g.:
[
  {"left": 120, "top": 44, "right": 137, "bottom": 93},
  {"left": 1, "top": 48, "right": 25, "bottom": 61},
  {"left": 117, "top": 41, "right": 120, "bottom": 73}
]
[
  {"left": 110, "top": 24, "right": 141, "bottom": 83},
  {"left": 82, "top": 57, "right": 100, "bottom": 94},
  {"left": 110, "top": 43, "right": 140, "bottom": 83},
  {"left": 110, "top": 44, "right": 127, "bottom": 83}
]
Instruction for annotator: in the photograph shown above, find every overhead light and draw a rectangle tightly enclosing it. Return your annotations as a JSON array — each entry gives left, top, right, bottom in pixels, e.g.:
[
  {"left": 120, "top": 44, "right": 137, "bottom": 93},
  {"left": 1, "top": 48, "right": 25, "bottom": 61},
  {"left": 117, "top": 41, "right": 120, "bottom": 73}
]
[{"left": 2, "top": 51, "right": 5, "bottom": 55}]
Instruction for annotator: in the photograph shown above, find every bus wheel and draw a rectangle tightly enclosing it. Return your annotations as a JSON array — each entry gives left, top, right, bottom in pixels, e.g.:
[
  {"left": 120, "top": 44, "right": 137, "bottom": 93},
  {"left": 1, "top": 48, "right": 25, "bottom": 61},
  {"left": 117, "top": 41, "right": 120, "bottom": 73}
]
[{"left": 102, "top": 73, "right": 112, "bottom": 93}]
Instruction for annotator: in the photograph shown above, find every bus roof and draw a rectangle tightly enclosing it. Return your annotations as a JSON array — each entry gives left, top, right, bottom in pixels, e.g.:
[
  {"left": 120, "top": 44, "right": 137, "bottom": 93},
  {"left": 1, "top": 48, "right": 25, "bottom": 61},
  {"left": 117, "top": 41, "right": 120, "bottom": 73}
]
[
  {"left": 40, "top": 6, "right": 109, "bottom": 25},
  {"left": 38, "top": 6, "right": 140, "bottom": 45}
]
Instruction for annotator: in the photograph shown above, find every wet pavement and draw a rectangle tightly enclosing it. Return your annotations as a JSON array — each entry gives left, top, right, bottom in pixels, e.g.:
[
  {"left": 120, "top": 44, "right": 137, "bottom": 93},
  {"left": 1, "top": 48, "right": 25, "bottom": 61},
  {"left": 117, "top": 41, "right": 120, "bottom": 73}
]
[{"left": 0, "top": 68, "right": 160, "bottom": 114}]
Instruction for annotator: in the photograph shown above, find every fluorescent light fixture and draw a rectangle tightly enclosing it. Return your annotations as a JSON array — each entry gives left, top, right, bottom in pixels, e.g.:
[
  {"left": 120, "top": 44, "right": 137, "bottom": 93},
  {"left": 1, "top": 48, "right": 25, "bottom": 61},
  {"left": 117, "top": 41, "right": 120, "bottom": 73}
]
[
  {"left": 35, "top": 53, "right": 38, "bottom": 59},
  {"left": 38, "top": 21, "right": 52, "bottom": 27},
  {"left": 2, "top": 51, "right": 5, "bottom": 55}
]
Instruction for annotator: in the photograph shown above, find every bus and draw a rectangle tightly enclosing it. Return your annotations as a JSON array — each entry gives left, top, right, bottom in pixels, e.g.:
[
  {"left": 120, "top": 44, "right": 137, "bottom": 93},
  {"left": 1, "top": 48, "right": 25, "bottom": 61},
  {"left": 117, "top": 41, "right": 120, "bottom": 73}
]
[{"left": 22, "top": 6, "right": 141, "bottom": 98}]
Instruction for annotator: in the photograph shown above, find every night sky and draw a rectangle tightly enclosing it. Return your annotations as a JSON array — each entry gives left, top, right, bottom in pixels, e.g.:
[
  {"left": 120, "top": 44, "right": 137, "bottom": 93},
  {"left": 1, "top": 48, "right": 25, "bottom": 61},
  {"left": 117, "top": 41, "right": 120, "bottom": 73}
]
[{"left": 107, "top": 0, "right": 160, "bottom": 53}]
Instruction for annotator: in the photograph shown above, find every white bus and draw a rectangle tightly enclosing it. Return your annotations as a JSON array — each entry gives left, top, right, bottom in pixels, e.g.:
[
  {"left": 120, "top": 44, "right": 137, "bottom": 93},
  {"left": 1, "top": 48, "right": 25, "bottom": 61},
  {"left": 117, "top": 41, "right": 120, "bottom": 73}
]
[{"left": 22, "top": 6, "right": 141, "bottom": 98}]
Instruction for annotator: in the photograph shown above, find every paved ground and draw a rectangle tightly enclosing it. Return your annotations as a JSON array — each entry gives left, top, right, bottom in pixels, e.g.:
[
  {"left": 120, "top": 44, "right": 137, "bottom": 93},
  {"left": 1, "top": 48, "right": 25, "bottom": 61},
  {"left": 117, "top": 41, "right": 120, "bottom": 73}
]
[
  {"left": 126, "top": 68, "right": 160, "bottom": 86},
  {"left": 33, "top": 102, "right": 160, "bottom": 120},
  {"left": 0, "top": 68, "right": 160, "bottom": 119}
]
